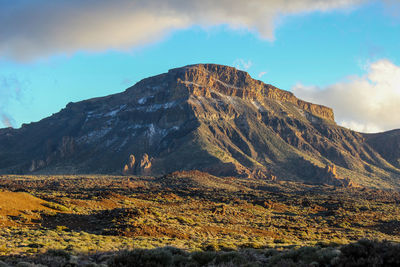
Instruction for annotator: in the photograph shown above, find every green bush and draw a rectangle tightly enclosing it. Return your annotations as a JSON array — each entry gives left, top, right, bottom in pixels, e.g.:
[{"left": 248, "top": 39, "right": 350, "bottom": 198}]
[{"left": 43, "top": 202, "right": 70, "bottom": 212}]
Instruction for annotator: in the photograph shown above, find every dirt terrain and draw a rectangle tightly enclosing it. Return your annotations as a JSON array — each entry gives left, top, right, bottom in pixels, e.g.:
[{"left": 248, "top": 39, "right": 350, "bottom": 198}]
[
  {"left": 0, "top": 191, "right": 53, "bottom": 227},
  {"left": 0, "top": 172, "right": 399, "bottom": 256}
]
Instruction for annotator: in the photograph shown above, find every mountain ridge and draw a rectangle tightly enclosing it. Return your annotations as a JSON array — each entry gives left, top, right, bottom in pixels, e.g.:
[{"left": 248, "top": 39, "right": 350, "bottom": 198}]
[
  {"left": 0, "top": 64, "right": 399, "bottom": 189},
  {"left": 134, "top": 64, "right": 335, "bottom": 121}
]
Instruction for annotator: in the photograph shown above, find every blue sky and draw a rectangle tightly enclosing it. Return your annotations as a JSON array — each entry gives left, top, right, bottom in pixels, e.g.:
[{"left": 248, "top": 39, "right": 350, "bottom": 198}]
[{"left": 0, "top": 0, "right": 399, "bottom": 132}]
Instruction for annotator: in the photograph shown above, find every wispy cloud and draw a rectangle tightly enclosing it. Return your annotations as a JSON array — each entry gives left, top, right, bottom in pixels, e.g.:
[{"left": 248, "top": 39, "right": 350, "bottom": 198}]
[
  {"left": 0, "top": 75, "right": 28, "bottom": 128},
  {"left": 258, "top": 71, "right": 267, "bottom": 79},
  {"left": 1, "top": 114, "right": 13, "bottom": 128},
  {"left": 292, "top": 59, "right": 400, "bottom": 133},
  {"left": 0, "top": 0, "right": 365, "bottom": 61},
  {"left": 234, "top": 59, "right": 253, "bottom": 71}
]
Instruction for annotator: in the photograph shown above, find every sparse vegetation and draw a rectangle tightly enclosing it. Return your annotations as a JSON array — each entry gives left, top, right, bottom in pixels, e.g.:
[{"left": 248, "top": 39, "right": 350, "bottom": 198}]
[
  {"left": 0, "top": 173, "right": 399, "bottom": 266},
  {"left": 0, "top": 240, "right": 400, "bottom": 266},
  {"left": 42, "top": 202, "right": 70, "bottom": 212}
]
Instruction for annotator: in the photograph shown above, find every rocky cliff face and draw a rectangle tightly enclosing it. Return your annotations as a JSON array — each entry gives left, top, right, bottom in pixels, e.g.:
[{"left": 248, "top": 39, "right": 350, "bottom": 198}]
[
  {"left": 166, "top": 64, "right": 334, "bottom": 121},
  {"left": 0, "top": 64, "right": 399, "bottom": 189}
]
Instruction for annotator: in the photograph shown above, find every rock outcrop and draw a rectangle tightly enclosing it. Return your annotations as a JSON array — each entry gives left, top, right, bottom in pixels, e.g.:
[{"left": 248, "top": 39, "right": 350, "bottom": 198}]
[
  {"left": 123, "top": 154, "right": 152, "bottom": 175},
  {"left": 322, "top": 164, "right": 358, "bottom": 188},
  {"left": 167, "top": 64, "right": 334, "bottom": 121},
  {"left": 123, "top": 155, "right": 136, "bottom": 175}
]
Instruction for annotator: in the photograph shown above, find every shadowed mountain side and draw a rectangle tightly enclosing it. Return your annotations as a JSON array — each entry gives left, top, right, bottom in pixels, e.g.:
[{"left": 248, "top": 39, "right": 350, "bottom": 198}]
[
  {"left": 364, "top": 129, "right": 400, "bottom": 169},
  {"left": 0, "top": 64, "right": 399, "bottom": 189}
]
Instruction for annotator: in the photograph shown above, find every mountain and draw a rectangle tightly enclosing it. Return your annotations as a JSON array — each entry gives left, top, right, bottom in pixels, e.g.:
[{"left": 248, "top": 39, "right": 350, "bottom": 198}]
[{"left": 0, "top": 64, "right": 399, "bottom": 189}]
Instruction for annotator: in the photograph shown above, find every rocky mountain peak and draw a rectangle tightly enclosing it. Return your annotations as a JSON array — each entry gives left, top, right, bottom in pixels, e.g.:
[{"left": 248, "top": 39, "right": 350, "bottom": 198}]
[
  {"left": 169, "top": 63, "right": 252, "bottom": 87},
  {"left": 125, "top": 64, "right": 334, "bottom": 121},
  {"left": 1, "top": 64, "right": 399, "bottom": 189},
  {"left": 147, "top": 64, "right": 335, "bottom": 121}
]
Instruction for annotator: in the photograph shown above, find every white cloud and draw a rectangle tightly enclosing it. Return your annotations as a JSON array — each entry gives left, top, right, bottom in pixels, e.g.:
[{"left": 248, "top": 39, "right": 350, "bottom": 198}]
[
  {"left": 292, "top": 59, "right": 400, "bottom": 133},
  {"left": 0, "top": 75, "right": 28, "bottom": 128},
  {"left": 0, "top": 0, "right": 364, "bottom": 61},
  {"left": 234, "top": 59, "right": 253, "bottom": 71},
  {"left": 258, "top": 71, "right": 268, "bottom": 79}
]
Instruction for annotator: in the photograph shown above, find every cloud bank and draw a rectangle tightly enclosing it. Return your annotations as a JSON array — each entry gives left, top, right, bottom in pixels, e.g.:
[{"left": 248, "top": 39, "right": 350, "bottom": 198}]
[
  {"left": 0, "top": 0, "right": 364, "bottom": 61},
  {"left": 293, "top": 59, "right": 400, "bottom": 133}
]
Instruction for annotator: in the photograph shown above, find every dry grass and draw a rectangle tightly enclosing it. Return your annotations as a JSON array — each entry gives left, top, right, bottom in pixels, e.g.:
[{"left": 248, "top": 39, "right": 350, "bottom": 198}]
[
  {"left": 0, "top": 191, "right": 54, "bottom": 227},
  {"left": 0, "top": 172, "right": 399, "bottom": 260}
]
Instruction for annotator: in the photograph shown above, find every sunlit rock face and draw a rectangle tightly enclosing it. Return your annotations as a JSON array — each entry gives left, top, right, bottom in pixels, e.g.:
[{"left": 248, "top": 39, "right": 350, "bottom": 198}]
[{"left": 0, "top": 64, "right": 399, "bottom": 189}]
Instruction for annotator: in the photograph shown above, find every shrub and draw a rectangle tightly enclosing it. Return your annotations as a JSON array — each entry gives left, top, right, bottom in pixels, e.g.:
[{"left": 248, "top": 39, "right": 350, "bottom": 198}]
[
  {"left": 46, "top": 249, "right": 71, "bottom": 259},
  {"left": 56, "top": 225, "right": 68, "bottom": 232},
  {"left": 268, "top": 246, "right": 319, "bottom": 265},
  {"left": 43, "top": 202, "right": 70, "bottom": 212},
  {"left": 214, "top": 251, "right": 247, "bottom": 265},
  {"left": 176, "top": 216, "right": 194, "bottom": 225},
  {"left": 338, "top": 239, "right": 400, "bottom": 266},
  {"left": 191, "top": 251, "right": 216, "bottom": 266},
  {"left": 108, "top": 248, "right": 173, "bottom": 267}
]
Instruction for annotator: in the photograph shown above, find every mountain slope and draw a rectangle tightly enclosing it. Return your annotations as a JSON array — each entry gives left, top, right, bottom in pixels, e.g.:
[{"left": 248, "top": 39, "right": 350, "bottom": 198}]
[{"left": 0, "top": 64, "right": 399, "bottom": 189}]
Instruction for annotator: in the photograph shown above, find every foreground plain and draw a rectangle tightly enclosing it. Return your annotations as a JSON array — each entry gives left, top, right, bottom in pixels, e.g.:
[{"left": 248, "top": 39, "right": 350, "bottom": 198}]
[{"left": 0, "top": 171, "right": 400, "bottom": 266}]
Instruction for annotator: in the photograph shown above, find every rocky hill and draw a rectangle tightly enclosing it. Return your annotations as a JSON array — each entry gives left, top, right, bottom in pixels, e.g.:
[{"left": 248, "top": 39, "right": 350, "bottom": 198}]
[{"left": 0, "top": 64, "right": 399, "bottom": 189}]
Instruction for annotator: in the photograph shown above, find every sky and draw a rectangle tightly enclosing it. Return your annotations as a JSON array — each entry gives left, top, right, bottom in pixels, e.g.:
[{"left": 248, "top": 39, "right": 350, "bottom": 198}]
[{"left": 0, "top": 0, "right": 399, "bottom": 133}]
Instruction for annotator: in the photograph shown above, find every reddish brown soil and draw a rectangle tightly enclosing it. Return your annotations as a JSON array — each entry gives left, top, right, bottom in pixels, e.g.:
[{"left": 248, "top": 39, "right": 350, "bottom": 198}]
[{"left": 0, "top": 191, "right": 51, "bottom": 227}]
